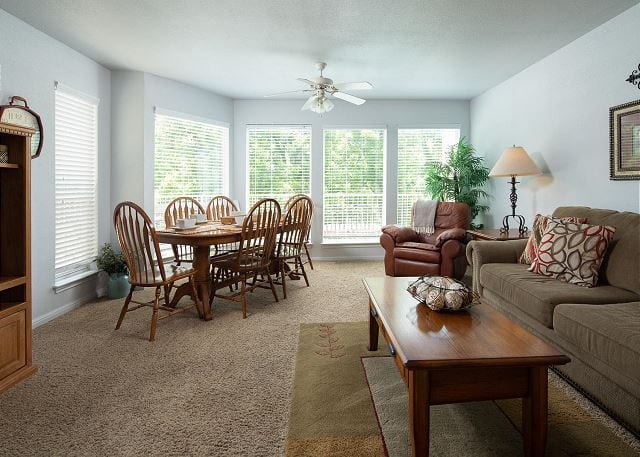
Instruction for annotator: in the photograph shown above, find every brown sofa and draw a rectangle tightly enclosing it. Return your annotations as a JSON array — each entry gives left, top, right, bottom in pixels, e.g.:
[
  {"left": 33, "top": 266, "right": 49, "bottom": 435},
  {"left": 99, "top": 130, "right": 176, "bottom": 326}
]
[
  {"left": 467, "top": 206, "right": 640, "bottom": 435},
  {"left": 380, "top": 201, "right": 469, "bottom": 278}
]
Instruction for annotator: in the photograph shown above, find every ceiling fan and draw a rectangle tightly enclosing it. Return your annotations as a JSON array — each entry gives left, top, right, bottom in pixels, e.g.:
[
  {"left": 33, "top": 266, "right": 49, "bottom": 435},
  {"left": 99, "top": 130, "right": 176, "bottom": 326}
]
[{"left": 264, "top": 62, "right": 373, "bottom": 113}]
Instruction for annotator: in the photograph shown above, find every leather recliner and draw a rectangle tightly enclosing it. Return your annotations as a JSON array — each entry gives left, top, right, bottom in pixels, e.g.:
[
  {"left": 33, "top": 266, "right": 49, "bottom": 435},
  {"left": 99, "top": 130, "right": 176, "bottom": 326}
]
[{"left": 380, "top": 201, "right": 470, "bottom": 278}]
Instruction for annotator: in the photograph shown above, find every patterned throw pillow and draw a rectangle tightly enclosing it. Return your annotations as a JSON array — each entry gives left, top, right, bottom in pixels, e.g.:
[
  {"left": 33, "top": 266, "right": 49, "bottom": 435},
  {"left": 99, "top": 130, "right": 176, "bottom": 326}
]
[
  {"left": 529, "top": 220, "right": 615, "bottom": 287},
  {"left": 519, "top": 214, "right": 588, "bottom": 264}
]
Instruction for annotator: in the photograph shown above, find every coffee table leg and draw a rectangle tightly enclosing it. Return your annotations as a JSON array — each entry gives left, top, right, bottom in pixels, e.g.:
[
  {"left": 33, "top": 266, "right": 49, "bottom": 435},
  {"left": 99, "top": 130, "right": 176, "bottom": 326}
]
[
  {"left": 523, "top": 366, "right": 548, "bottom": 457},
  {"left": 368, "top": 299, "right": 379, "bottom": 351},
  {"left": 408, "top": 369, "right": 430, "bottom": 456},
  {"left": 193, "top": 245, "right": 213, "bottom": 321}
]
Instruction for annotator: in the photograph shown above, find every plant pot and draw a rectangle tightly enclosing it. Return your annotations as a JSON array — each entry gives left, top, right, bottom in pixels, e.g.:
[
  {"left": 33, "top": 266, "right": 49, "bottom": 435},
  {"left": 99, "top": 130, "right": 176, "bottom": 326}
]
[{"left": 107, "top": 273, "right": 130, "bottom": 299}]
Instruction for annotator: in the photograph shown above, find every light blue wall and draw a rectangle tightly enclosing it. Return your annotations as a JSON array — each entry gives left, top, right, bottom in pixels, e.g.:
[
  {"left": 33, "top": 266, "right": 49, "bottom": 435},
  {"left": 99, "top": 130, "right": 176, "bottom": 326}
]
[
  {"left": 470, "top": 4, "right": 640, "bottom": 227},
  {"left": 0, "top": 9, "right": 111, "bottom": 324}
]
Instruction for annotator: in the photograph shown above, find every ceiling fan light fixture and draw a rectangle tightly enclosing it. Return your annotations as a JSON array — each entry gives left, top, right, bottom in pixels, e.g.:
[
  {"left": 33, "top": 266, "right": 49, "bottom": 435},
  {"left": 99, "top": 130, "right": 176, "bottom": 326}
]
[{"left": 310, "top": 95, "right": 334, "bottom": 114}]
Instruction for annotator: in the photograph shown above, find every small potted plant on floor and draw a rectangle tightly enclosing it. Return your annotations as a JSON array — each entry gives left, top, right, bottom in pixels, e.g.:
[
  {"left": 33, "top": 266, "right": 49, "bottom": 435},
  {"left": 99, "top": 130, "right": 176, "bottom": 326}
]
[{"left": 97, "top": 243, "right": 130, "bottom": 299}]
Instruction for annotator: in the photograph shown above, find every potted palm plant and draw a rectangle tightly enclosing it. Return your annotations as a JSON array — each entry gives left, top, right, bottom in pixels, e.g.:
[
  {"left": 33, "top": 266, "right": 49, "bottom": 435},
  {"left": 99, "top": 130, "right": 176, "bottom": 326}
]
[
  {"left": 425, "top": 138, "right": 490, "bottom": 229},
  {"left": 97, "top": 243, "right": 130, "bottom": 299}
]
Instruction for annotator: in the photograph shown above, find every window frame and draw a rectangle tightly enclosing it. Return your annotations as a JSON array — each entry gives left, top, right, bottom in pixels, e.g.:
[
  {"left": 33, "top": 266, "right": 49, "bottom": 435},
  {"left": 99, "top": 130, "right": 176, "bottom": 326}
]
[
  {"left": 396, "top": 125, "right": 461, "bottom": 226},
  {"left": 244, "top": 124, "right": 312, "bottom": 211},
  {"left": 53, "top": 82, "right": 100, "bottom": 287},
  {"left": 152, "top": 107, "right": 230, "bottom": 229},
  {"left": 321, "top": 125, "right": 387, "bottom": 244}
]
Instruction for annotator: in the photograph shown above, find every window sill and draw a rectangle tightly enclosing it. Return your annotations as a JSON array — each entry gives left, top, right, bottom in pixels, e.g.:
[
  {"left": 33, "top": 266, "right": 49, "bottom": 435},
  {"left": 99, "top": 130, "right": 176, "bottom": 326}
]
[{"left": 53, "top": 270, "right": 98, "bottom": 294}]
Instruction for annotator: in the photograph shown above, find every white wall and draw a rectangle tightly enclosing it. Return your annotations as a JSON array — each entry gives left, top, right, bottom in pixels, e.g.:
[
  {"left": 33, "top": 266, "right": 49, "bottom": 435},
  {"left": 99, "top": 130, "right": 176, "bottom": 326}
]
[
  {"left": 0, "top": 9, "right": 111, "bottom": 324},
  {"left": 233, "top": 99, "right": 470, "bottom": 260},
  {"left": 110, "top": 71, "right": 234, "bottom": 230},
  {"left": 471, "top": 4, "right": 640, "bottom": 227}
]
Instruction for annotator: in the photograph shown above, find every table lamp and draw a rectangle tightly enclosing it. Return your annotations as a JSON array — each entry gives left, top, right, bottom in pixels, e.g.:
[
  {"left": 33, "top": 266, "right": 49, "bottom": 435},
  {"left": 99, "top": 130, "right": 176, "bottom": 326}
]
[{"left": 489, "top": 146, "right": 541, "bottom": 234}]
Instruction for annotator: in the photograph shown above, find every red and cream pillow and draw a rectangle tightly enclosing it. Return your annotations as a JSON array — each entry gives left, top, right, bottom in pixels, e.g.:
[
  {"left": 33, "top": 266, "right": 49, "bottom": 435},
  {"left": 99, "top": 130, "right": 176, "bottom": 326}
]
[
  {"left": 519, "top": 214, "right": 588, "bottom": 264},
  {"left": 528, "top": 220, "right": 615, "bottom": 287}
]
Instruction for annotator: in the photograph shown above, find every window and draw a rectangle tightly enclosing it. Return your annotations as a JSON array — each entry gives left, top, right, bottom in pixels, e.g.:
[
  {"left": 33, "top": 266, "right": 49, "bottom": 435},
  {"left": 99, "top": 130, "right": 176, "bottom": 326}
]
[
  {"left": 397, "top": 128, "right": 461, "bottom": 226},
  {"left": 247, "top": 125, "right": 311, "bottom": 207},
  {"left": 323, "top": 128, "right": 386, "bottom": 242},
  {"left": 54, "top": 84, "right": 99, "bottom": 281},
  {"left": 154, "top": 109, "right": 229, "bottom": 228}
]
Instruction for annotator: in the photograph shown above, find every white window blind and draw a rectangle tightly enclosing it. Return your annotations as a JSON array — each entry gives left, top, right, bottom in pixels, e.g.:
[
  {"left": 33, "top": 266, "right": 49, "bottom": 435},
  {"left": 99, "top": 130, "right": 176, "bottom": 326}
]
[
  {"left": 323, "top": 128, "right": 386, "bottom": 241},
  {"left": 154, "top": 110, "right": 229, "bottom": 228},
  {"left": 54, "top": 85, "right": 99, "bottom": 280},
  {"left": 397, "top": 128, "right": 460, "bottom": 226},
  {"left": 247, "top": 125, "right": 311, "bottom": 208}
]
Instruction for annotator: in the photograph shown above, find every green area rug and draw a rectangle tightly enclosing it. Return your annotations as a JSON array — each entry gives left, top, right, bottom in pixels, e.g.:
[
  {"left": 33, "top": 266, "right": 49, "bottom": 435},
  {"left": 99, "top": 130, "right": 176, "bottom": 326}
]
[{"left": 286, "top": 322, "right": 639, "bottom": 456}]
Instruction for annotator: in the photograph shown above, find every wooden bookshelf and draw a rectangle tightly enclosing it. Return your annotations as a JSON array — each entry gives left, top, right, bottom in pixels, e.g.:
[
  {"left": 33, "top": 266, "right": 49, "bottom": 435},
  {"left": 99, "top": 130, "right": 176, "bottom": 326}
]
[{"left": 0, "top": 122, "right": 37, "bottom": 393}]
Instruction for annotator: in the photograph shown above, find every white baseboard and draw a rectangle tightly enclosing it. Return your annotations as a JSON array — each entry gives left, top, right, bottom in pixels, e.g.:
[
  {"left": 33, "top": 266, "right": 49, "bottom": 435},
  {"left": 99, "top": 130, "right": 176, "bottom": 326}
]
[
  {"left": 312, "top": 256, "right": 384, "bottom": 261},
  {"left": 32, "top": 293, "right": 97, "bottom": 329}
]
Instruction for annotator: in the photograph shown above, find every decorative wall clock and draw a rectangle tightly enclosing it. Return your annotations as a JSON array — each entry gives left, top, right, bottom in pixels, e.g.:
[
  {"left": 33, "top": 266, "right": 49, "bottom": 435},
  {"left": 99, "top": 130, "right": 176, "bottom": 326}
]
[{"left": 0, "top": 96, "right": 43, "bottom": 159}]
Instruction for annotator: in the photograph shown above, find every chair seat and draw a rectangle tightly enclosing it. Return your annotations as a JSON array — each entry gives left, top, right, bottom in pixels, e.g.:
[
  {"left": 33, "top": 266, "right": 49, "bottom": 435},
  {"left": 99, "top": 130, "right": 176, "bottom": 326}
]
[
  {"left": 132, "top": 263, "right": 196, "bottom": 287},
  {"left": 393, "top": 244, "right": 441, "bottom": 263},
  {"left": 211, "top": 254, "right": 266, "bottom": 271}
]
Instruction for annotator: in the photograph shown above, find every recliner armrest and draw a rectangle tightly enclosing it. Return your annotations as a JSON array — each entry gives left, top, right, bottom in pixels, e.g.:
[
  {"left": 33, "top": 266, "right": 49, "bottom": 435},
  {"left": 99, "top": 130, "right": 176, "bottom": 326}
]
[
  {"left": 435, "top": 228, "right": 467, "bottom": 247},
  {"left": 381, "top": 225, "right": 419, "bottom": 243}
]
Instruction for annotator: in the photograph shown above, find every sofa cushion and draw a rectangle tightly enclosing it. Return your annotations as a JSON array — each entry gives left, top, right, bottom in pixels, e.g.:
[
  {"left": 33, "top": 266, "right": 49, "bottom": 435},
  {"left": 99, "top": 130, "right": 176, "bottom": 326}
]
[
  {"left": 394, "top": 244, "right": 441, "bottom": 263},
  {"left": 479, "top": 263, "right": 639, "bottom": 328},
  {"left": 554, "top": 302, "right": 640, "bottom": 382},
  {"left": 553, "top": 207, "right": 640, "bottom": 295}
]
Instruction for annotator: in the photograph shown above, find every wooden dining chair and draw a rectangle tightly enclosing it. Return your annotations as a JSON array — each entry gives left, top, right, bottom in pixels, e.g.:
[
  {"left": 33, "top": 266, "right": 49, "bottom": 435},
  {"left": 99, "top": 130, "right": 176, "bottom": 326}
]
[
  {"left": 210, "top": 198, "right": 281, "bottom": 318},
  {"left": 206, "top": 195, "right": 240, "bottom": 260},
  {"left": 113, "top": 201, "right": 203, "bottom": 341},
  {"left": 206, "top": 195, "right": 238, "bottom": 221},
  {"left": 275, "top": 195, "right": 313, "bottom": 298},
  {"left": 284, "top": 194, "right": 314, "bottom": 270},
  {"left": 164, "top": 197, "right": 206, "bottom": 264}
]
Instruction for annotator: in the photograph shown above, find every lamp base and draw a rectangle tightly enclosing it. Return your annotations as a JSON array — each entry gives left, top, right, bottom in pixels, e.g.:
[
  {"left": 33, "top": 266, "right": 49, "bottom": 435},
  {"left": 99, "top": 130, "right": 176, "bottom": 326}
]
[{"left": 500, "top": 214, "right": 528, "bottom": 235}]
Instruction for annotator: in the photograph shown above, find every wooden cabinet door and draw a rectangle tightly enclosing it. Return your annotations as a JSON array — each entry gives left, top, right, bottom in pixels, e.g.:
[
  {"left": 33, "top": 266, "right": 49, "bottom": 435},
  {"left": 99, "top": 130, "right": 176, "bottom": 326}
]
[{"left": 0, "top": 310, "right": 26, "bottom": 379}]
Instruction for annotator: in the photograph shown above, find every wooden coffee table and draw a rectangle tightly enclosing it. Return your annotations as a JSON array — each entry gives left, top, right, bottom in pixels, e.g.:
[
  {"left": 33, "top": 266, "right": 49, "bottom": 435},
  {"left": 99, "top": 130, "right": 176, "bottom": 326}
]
[{"left": 363, "top": 277, "right": 570, "bottom": 457}]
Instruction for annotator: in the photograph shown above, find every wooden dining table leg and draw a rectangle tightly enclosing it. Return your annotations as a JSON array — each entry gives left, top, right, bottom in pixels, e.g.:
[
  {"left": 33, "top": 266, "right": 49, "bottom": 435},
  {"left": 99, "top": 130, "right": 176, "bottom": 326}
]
[{"left": 192, "top": 245, "right": 213, "bottom": 320}]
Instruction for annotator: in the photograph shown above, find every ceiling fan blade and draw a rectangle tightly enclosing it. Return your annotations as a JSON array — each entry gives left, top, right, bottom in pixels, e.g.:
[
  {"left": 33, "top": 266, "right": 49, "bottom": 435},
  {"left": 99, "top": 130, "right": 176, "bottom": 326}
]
[
  {"left": 332, "top": 91, "right": 366, "bottom": 105},
  {"left": 297, "top": 78, "right": 315, "bottom": 86},
  {"left": 332, "top": 81, "right": 373, "bottom": 91},
  {"left": 264, "top": 89, "right": 311, "bottom": 98},
  {"left": 301, "top": 95, "right": 317, "bottom": 111}
]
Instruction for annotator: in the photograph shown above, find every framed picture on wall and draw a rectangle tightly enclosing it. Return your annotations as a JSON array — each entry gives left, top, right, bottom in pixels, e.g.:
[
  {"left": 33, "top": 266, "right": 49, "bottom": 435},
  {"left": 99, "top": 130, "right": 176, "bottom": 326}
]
[{"left": 610, "top": 99, "right": 640, "bottom": 180}]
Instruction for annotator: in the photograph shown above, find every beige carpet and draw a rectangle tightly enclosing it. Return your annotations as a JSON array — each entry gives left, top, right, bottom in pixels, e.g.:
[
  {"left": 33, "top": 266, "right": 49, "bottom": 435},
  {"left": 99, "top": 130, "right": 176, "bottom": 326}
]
[
  {"left": 364, "top": 356, "right": 640, "bottom": 456},
  {"left": 286, "top": 321, "right": 640, "bottom": 457},
  {"left": 0, "top": 261, "right": 384, "bottom": 456},
  {"left": 1, "top": 261, "right": 638, "bottom": 456}
]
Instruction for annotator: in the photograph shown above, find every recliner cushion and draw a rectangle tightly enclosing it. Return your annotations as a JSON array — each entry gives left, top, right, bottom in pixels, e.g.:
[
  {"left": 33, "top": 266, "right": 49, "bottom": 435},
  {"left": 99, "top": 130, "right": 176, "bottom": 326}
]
[
  {"left": 394, "top": 244, "right": 441, "bottom": 263},
  {"left": 479, "top": 263, "right": 639, "bottom": 328},
  {"left": 554, "top": 302, "right": 640, "bottom": 382}
]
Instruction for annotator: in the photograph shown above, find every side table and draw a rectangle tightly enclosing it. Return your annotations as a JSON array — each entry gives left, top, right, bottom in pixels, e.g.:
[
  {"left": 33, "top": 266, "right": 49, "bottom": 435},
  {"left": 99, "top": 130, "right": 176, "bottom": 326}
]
[{"left": 467, "top": 228, "right": 529, "bottom": 241}]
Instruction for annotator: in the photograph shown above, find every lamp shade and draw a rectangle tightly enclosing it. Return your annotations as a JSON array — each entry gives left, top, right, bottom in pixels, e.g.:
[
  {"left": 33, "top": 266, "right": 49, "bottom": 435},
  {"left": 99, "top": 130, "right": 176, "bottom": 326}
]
[{"left": 489, "top": 146, "right": 541, "bottom": 177}]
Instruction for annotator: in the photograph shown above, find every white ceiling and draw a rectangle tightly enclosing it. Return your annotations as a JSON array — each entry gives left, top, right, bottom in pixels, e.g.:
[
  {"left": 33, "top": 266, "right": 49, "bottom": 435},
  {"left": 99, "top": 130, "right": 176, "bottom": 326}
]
[{"left": 1, "top": 0, "right": 637, "bottom": 99}]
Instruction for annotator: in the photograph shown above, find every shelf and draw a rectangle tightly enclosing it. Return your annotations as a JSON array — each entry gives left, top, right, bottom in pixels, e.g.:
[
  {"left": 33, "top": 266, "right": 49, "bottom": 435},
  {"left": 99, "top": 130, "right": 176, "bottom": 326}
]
[
  {"left": 0, "top": 301, "right": 25, "bottom": 314},
  {"left": 0, "top": 163, "right": 19, "bottom": 169},
  {"left": 0, "top": 276, "right": 27, "bottom": 292}
]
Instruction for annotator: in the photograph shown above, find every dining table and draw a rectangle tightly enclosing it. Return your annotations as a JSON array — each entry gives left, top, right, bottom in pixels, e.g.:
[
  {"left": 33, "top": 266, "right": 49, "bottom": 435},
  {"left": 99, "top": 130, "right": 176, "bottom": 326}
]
[{"left": 156, "top": 221, "right": 243, "bottom": 321}]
